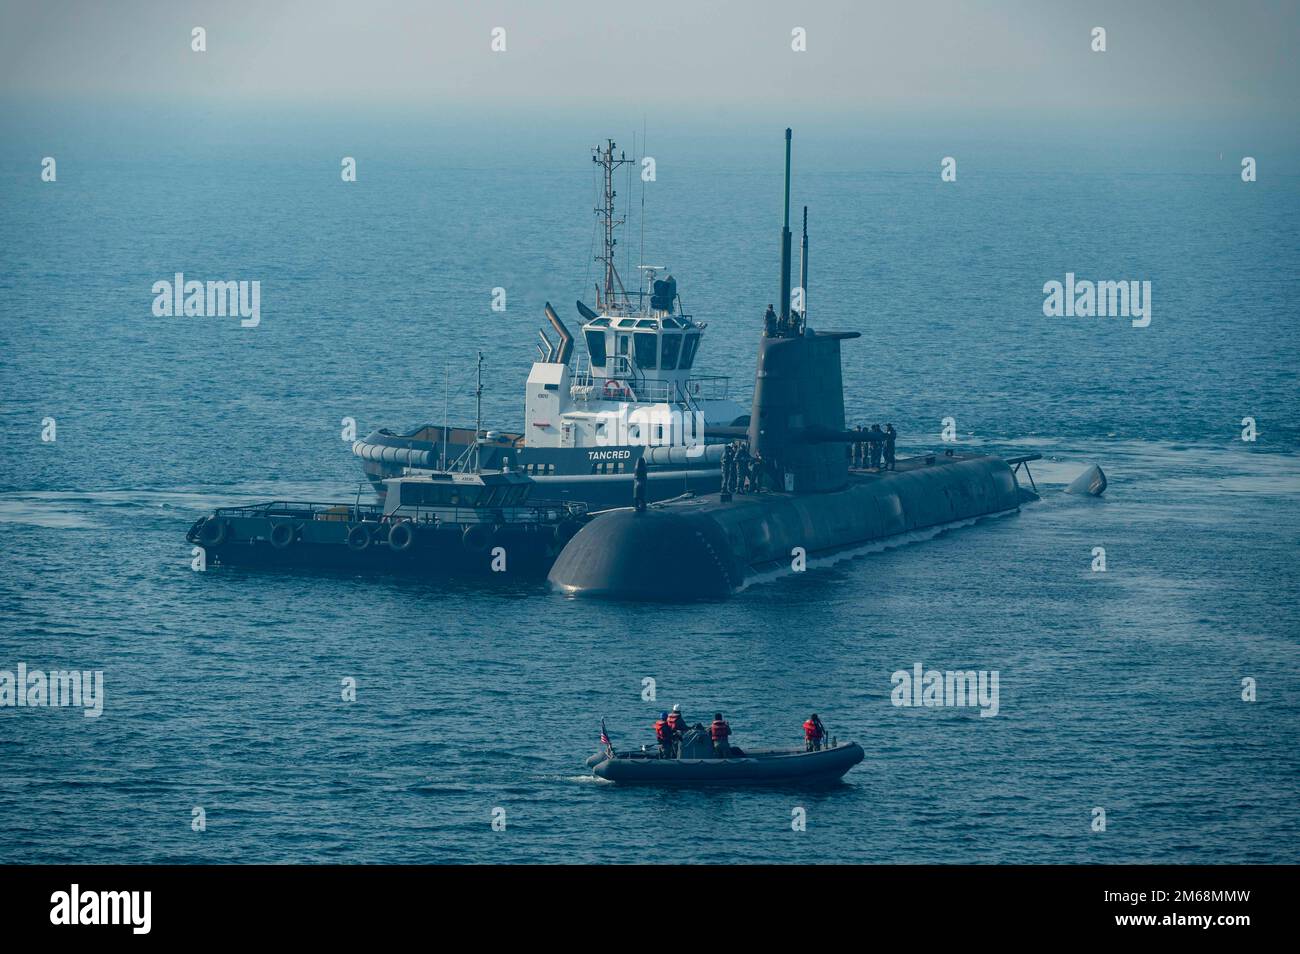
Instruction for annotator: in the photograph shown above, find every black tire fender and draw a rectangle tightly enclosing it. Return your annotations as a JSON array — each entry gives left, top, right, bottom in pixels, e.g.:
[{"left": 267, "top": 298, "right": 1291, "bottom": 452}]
[
  {"left": 199, "top": 518, "right": 228, "bottom": 547},
  {"left": 346, "top": 524, "right": 371, "bottom": 551},
  {"left": 269, "top": 522, "right": 296, "bottom": 549},
  {"left": 462, "top": 523, "right": 491, "bottom": 553},
  {"left": 388, "top": 521, "right": 415, "bottom": 552}
]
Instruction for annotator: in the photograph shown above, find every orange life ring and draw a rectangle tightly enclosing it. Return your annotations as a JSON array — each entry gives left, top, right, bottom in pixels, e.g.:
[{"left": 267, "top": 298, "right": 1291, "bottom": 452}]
[{"left": 602, "top": 379, "right": 626, "bottom": 399}]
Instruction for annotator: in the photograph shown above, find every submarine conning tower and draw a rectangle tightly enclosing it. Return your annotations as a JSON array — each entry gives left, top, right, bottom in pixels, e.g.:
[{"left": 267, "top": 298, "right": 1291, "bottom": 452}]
[
  {"left": 750, "top": 330, "right": 859, "bottom": 493},
  {"left": 749, "top": 127, "right": 861, "bottom": 495}
]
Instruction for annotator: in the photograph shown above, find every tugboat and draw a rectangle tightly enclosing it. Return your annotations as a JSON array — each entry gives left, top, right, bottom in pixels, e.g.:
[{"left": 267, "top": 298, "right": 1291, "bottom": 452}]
[
  {"left": 191, "top": 359, "right": 590, "bottom": 579},
  {"left": 351, "top": 139, "right": 748, "bottom": 509},
  {"left": 549, "top": 129, "right": 1046, "bottom": 600},
  {"left": 187, "top": 468, "right": 586, "bottom": 577}
]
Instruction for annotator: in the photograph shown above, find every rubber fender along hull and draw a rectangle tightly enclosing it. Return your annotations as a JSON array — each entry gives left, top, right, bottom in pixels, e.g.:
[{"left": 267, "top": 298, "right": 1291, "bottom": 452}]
[
  {"left": 549, "top": 454, "right": 1022, "bottom": 600},
  {"left": 590, "top": 742, "right": 865, "bottom": 785}
]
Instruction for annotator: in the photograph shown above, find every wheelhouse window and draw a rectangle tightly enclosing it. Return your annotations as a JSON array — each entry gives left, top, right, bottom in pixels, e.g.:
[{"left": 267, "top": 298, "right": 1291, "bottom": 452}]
[
  {"left": 661, "top": 333, "right": 681, "bottom": 370},
  {"left": 679, "top": 333, "right": 701, "bottom": 370},
  {"left": 585, "top": 329, "right": 607, "bottom": 367},
  {"left": 634, "top": 333, "right": 658, "bottom": 370}
]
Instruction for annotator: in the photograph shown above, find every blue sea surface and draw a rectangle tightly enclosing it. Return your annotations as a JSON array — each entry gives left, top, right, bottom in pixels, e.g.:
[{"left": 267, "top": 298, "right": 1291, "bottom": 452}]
[{"left": 1, "top": 121, "right": 1297, "bottom": 863}]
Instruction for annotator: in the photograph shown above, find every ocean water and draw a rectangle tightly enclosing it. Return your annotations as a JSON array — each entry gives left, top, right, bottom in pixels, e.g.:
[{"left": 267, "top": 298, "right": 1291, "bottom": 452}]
[{"left": 1, "top": 122, "right": 1297, "bottom": 863}]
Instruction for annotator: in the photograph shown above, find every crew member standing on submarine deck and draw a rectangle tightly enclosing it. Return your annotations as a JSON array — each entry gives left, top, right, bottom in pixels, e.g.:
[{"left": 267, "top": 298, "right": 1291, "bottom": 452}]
[
  {"left": 869, "top": 424, "right": 884, "bottom": 469},
  {"left": 804, "top": 713, "right": 826, "bottom": 752},
  {"left": 884, "top": 424, "right": 897, "bottom": 471},
  {"left": 736, "top": 444, "right": 752, "bottom": 494},
  {"left": 710, "top": 713, "right": 732, "bottom": 758},
  {"left": 633, "top": 456, "right": 648, "bottom": 511},
  {"left": 721, "top": 442, "right": 735, "bottom": 494},
  {"left": 763, "top": 304, "right": 777, "bottom": 336}
]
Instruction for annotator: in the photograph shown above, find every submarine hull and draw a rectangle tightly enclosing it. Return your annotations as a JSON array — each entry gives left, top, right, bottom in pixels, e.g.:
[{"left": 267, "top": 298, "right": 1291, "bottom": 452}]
[{"left": 548, "top": 452, "right": 1023, "bottom": 600}]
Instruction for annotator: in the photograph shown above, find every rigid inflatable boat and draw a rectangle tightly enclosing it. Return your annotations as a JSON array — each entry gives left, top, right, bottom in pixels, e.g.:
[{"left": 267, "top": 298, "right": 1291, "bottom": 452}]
[{"left": 588, "top": 741, "right": 864, "bottom": 785}]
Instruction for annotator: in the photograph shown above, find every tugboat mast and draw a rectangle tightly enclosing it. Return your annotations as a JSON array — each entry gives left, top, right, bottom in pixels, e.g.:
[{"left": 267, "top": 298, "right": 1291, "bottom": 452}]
[{"left": 593, "top": 139, "right": 633, "bottom": 313}]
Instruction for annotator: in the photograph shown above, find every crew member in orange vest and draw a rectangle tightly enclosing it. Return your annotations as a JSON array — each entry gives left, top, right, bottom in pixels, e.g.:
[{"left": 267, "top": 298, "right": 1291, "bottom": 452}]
[
  {"left": 803, "top": 713, "right": 826, "bottom": 752},
  {"left": 709, "top": 712, "right": 732, "bottom": 758},
  {"left": 665, "top": 704, "right": 687, "bottom": 757},
  {"left": 653, "top": 711, "right": 671, "bottom": 759}
]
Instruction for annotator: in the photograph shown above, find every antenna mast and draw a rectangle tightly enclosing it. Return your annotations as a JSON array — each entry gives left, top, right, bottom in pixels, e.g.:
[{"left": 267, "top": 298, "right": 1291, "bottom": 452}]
[
  {"left": 593, "top": 139, "right": 633, "bottom": 313},
  {"left": 778, "top": 128, "right": 793, "bottom": 332},
  {"left": 441, "top": 361, "right": 449, "bottom": 471},
  {"left": 473, "top": 351, "right": 484, "bottom": 473},
  {"left": 799, "top": 205, "right": 808, "bottom": 333}
]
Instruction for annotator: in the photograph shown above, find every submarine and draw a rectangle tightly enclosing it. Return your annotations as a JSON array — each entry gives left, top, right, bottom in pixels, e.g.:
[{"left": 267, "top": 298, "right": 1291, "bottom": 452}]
[{"left": 548, "top": 128, "right": 1039, "bottom": 601}]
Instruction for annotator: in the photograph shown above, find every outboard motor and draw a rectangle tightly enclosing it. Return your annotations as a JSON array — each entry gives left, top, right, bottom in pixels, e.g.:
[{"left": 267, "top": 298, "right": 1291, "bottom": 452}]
[{"left": 678, "top": 727, "right": 713, "bottom": 759}]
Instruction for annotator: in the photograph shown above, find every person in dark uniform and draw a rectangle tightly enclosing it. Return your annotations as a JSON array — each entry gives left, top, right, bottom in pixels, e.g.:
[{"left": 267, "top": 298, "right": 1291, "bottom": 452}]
[
  {"left": 633, "top": 456, "right": 648, "bottom": 511},
  {"left": 763, "top": 304, "right": 777, "bottom": 336},
  {"left": 884, "top": 424, "right": 897, "bottom": 470},
  {"left": 750, "top": 452, "right": 764, "bottom": 493},
  {"left": 709, "top": 712, "right": 732, "bottom": 758},
  {"left": 666, "top": 705, "right": 687, "bottom": 757},
  {"left": 721, "top": 442, "right": 735, "bottom": 494},
  {"left": 869, "top": 423, "right": 883, "bottom": 469},
  {"left": 736, "top": 444, "right": 752, "bottom": 494}
]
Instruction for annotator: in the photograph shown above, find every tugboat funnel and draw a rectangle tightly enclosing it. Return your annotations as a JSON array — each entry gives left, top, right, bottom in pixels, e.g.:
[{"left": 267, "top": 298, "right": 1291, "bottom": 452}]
[{"left": 543, "top": 302, "right": 573, "bottom": 365}]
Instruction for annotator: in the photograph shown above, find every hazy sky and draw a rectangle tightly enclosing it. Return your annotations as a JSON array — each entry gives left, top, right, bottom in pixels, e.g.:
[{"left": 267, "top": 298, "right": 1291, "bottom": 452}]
[{"left": 1, "top": 0, "right": 1297, "bottom": 122}]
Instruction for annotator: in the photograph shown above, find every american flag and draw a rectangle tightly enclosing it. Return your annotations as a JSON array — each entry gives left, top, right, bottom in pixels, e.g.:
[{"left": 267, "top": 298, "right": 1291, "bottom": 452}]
[{"left": 600, "top": 718, "right": 613, "bottom": 753}]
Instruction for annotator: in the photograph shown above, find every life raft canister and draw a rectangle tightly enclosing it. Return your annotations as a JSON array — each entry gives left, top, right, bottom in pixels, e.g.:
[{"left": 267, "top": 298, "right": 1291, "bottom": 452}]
[
  {"left": 269, "top": 522, "right": 296, "bottom": 549},
  {"left": 710, "top": 720, "right": 730, "bottom": 741},
  {"left": 198, "top": 517, "right": 227, "bottom": 547},
  {"left": 462, "top": 523, "right": 491, "bottom": 553},
  {"left": 387, "top": 521, "right": 414, "bottom": 553},
  {"left": 347, "top": 524, "right": 371, "bottom": 551}
]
